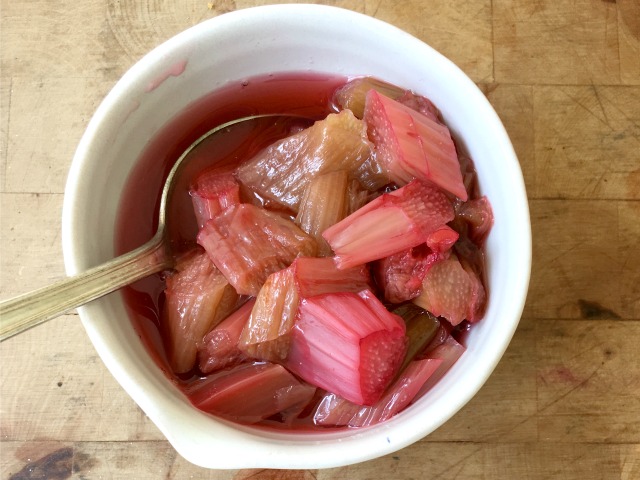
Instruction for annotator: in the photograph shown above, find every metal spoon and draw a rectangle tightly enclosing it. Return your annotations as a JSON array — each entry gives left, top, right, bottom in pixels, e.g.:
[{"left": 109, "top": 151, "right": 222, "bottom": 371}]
[{"left": 0, "top": 114, "right": 299, "bottom": 341}]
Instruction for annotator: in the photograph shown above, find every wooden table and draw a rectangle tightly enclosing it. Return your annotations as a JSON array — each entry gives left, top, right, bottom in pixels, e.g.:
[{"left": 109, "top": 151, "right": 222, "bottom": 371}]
[{"left": 1, "top": 1, "right": 639, "bottom": 478}]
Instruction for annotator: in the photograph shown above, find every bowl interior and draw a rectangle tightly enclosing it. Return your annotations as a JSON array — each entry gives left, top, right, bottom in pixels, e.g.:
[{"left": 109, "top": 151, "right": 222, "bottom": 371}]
[{"left": 62, "top": 4, "right": 530, "bottom": 470}]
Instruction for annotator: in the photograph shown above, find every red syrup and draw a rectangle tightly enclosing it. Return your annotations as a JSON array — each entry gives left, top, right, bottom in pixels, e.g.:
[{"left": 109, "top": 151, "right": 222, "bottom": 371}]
[{"left": 114, "top": 72, "right": 347, "bottom": 383}]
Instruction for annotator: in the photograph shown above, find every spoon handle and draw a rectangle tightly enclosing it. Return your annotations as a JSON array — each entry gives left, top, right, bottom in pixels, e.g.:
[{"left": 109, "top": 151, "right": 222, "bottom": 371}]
[{"left": 0, "top": 237, "right": 172, "bottom": 342}]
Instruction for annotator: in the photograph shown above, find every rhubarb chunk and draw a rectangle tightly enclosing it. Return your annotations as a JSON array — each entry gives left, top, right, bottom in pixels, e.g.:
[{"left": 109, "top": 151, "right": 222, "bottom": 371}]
[
  {"left": 393, "top": 303, "right": 441, "bottom": 372},
  {"left": 235, "top": 110, "right": 379, "bottom": 211},
  {"left": 413, "top": 254, "right": 486, "bottom": 326},
  {"left": 454, "top": 196, "right": 494, "bottom": 245},
  {"left": 333, "top": 76, "right": 406, "bottom": 119},
  {"left": 295, "top": 170, "right": 350, "bottom": 256},
  {"left": 313, "top": 358, "right": 443, "bottom": 427},
  {"left": 190, "top": 168, "right": 241, "bottom": 229},
  {"left": 239, "top": 257, "right": 371, "bottom": 362},
  {"left": 364, "top": 90, "right": 467, "bottom": 200},
  {"left": 291, "top": 256, "right": 371, "bottom": 297},
  {"left": 197, "top": 203, "right": 317, "bottom": 296},
  {"left": 395, "top": 90, "right": 442, "bottom": 124},
  {"left": 375, "top": 244, "right": 450, "bottom": 304},
  {"left": 415, "top": 333, "right": 466, "bottom": 399},
  {"left": 334, "top": 76, "right": 442, "bottom": 124},
  {"left": 284, "top": 290, "right": 407, "bottom": 406},
  {"left": 186, "top": 362, "right": 316, "bottom": 424},
  {"left": 295, "top": 172, "right": 369, "bottom": 256},
  {"left": 239, "top": 267, "right": 299, "bottom": 362},
  {"left": 163, "top": 248, "right": 239, "bottom": 374},
  {"left": 322, "top": 180, "right": 457, "bottom": 269},
  {"left": 198, "top": 299, "right": 255, "bottom": 374}
]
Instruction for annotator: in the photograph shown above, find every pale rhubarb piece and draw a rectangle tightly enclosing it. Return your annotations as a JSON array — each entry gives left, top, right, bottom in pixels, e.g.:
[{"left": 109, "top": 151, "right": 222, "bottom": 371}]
[
  {"left": 284, "top": 290, "right": 407, "bottom": 406},
  {"left": 322, "top": 180, "right": 458, "bottom": 269},
  {"left": 239, "top": 267, "right": 299, "bottom": 362},
  {"left": 395, "top": 90, "right": 442, "bottom": 124},
  {"left": 347, "top": 178, "right": 370, "bottom": 214},
  {"left": 392, "top": 303, "right": 441, "bottom": 372},
  {"left": 413, "top": 254, "right": 486, "bottom": 326},
  {"left": 415, "top": 332, "right": 466, "bottom": 399},
  {"left": 198, "top": 299, "right": 255, "bottom": 374},
  {"left": 295, "top": 170, "right": 350, "bottom": 256},
  {"left": 334, "top": 76, "right": 441, "bottom": 123},
  {"left": 455, "top": 196, "right": 494, "bottom": 245},
  {"left": 375, "top": 244, "right": 450, "bottom": 304},
  {"left": 238, "top": 257, "right": 371, "bottom": 363},
  {"left": 364, "top": 89, "right": 467, "bottom": 200},
  {"left": 163, "top": 248, "right": 238, "bottom": 374},
  {"left": 235, "top": 110, "right": 382, "bottom": 211},
  {"left": 197, "top": 203, "right": 317, "bottom": 296},
  {"left": 186, "top": 362, "right": 316, "bottom": 424},
  {"left": 291, "top": 256, "right": 371, "bottom": 297},
  {"left": 190, "top": 168, "right": 241, "bottom": 229},
  {"left": 333, "top": 76, "right": 406, "bottom": 119},
  {"left": 313, "top": 358, "right": 443, "bottom": 427},
  {"left": 295, "top": 171, "right": 369, "bottom": 256}
]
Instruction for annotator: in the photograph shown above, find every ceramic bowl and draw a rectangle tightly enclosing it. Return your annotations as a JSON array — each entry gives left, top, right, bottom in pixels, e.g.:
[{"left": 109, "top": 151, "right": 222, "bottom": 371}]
[{"left": 62, "top": 4, "right": 531, "bottom": 469}]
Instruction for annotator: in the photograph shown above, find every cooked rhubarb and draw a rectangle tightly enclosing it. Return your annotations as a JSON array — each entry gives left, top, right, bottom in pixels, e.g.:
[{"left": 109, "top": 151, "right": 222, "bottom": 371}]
[
  {"left": 454, "top": 196, "right": 494, "bottom": 245},
  {"left": 235, "top": 110, "right": 378, "bottom": 211},
  {"left": 322, "top": 179, "right": 457, "bottom": 269},
  {"left": 190, "top": 168, "right": 241, "bottom": 229},
  {"left": 413, "top": 254, "right": 486, "bottom": 326},
  {"left": 295, "top": 173, "right": 371, "bottom": 253},
  {"left": 415, "top": 333, "right": 466, "bottom": 399},
  {"left": 239, "top": 257, "right": 371, "bottom": 362},
  {"left": 291, "top": 256, "right": 371, "bottom": 297},
  {"left": 128, "top": 74, "right": 494, "bottom": 430},
  {"left": 313, "top": 358, "right": 443, "bottom": 427},
  {"left": 346, "top": 178, "right": 370, "bottom": 214},
  {"left": 238, "top": 267, "right": 299, "bottom": 362},
  {"left": 453, "top": 235, "right": 488, "bottom": 299},
  {"left": 198, "top": 299, "right": 255, "bottom": 374},
  {"left": 295, "top": 170, "right": 350, "bottom": 256},
  {"left": 333, "top": 76, "right": 406, "bottom": 119},
  {"left": 364, "top": 89, "right": 467, "bottom": 200},
  {"left": 375, "top": 244, "right": 449, "bottom": 303},
  {"left": 197, "top": 203, "right": 317, "bottom": 296},
  {"left": 334, "top": 76, "right": 441, "bottom": 123},
  {"left": 395, "top": 90, "right": 442, "bottom": 124},
  {"left": 186, "top": 362, "right": 316, "bottom": 424},
  {"left": 392, "top": 303, "right": 441, "bottom": 372},
  {"left": 284, "top": 290, "right": 407, "bottom": 406},
  {"left": 163, "top": 248, "right": 239, "bottom": 374}
]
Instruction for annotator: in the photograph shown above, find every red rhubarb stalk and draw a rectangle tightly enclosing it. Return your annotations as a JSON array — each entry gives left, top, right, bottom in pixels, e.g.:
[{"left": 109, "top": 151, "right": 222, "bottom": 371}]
[
  {"left": 364, "top": 89, "right": 467, "bottom": 200},
  {"left": 197, "top": 203, "right": 316, "bottom": 296},
  {"left": 322, "top": 180, "right": 457, "bottom": 269},
  {"left": 313, "top": 358, "right": 443, "bottom": 427},
  {"left": 284, "top": 290, "right": 407, "bottom": 405},
  {"left": 197, "top": 299, "right": 255, "bottom": 374},
  {"left": 186, "top": 362, "right": 316, "bottom": 424}
]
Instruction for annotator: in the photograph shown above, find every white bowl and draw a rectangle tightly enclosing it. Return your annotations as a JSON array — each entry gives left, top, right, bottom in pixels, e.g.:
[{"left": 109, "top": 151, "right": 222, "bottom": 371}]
[{"left": 62, "top": 4, "right": 531, "bottom": 470}]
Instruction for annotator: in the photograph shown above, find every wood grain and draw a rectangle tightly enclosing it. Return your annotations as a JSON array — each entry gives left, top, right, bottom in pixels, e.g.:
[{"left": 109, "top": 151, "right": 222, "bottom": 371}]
[
  {"left": 533, "top": 85, "right": 640, "bottom": 200},
  {"left": 493, "top": 0, "right": 626, "bottom": 85},
  {"left": 1, "top": 0, "right": 639, "bottom": 478}
]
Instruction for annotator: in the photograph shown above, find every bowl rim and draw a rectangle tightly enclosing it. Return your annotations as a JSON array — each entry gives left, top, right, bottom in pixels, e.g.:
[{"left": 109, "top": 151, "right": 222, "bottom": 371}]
[{"left": 62, "top": 3, "right": 531, "bottom": 469}]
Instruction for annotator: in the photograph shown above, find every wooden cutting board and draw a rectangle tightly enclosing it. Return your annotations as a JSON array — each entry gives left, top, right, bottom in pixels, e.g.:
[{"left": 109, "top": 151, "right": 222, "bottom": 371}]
[{"left": 1, "top": 1, "right": 639, "bottom": 479}]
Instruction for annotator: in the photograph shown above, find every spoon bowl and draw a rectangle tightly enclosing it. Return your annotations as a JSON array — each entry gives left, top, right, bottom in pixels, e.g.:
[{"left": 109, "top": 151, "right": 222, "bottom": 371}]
[{"left": 0, "top": 114, "right": 296, "bottom": 341}]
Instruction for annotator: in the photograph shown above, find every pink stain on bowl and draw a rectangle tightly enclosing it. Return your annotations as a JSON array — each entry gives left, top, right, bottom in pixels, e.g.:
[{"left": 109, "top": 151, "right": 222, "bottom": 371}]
[{"left": 146, "top": 59, "right": 188, "bottom": 92}]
